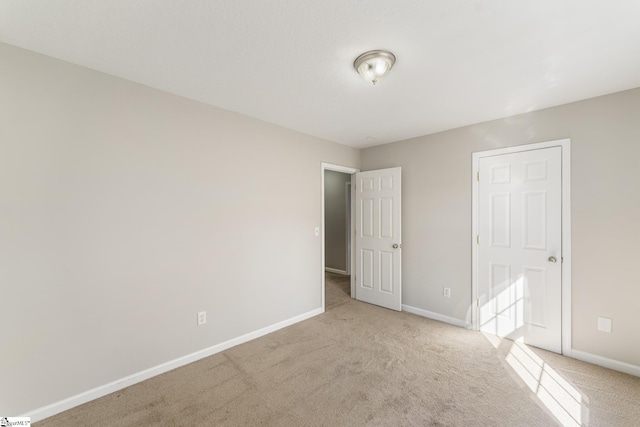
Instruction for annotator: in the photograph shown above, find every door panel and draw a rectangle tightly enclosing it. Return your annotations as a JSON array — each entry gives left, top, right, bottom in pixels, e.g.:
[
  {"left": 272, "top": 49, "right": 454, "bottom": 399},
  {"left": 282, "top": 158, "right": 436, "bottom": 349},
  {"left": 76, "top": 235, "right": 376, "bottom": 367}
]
[
  {"left": 490, "top": 193, "right": 511, "bottom": 247},
  {"left": 523, "top": 191, "right": 547, "bottom": 249},
  {"left": 355, "top": 167, "right": 402, "bottom": 311},
  {"left": 380, "top": 251, "right": 394, "bottom": 293},
  {"left": 478, "top": 147, "right": 561, "bottom": 353},
  {"left": 523, "top": 266, "right": 547, "bottom": 327}
]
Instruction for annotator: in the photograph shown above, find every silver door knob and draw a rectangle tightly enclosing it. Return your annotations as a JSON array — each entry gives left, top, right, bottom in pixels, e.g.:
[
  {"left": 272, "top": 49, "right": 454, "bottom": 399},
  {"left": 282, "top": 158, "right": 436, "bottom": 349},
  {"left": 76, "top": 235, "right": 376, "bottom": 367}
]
[
  {"left": 548, "top": 256, "right": 557, "bottom": 263},
  {"left": 392, "top": 244, "right": 399, "bottom": 249}
]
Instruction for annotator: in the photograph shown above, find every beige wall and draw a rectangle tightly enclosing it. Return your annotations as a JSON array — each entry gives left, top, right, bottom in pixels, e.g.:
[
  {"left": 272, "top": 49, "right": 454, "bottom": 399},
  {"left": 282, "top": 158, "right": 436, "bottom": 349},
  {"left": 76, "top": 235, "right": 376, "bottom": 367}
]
[
  {"left": 361, "top": 87, "right": 640, "bottom": 367},
  {"left": 324, "top": 170, "right": 351, "bottom": 271},
  {"left": 0, "top": 43, "right": 360, "bottom": 415}
]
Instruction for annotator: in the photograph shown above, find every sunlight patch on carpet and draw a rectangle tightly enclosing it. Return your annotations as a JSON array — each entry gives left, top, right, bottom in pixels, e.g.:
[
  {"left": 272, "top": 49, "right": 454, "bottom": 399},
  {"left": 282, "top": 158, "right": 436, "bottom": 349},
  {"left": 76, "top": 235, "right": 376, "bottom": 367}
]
[{"left": 506, "top": 341, "right": 589, "bottom": 426}]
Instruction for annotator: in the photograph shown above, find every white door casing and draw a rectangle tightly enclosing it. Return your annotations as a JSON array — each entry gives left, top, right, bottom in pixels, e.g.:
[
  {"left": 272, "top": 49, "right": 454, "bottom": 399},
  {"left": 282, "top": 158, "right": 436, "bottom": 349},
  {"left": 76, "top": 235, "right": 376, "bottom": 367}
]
[
  {"left": 321, "top": 163, "right": 359, "bottom": 312},
  {"left": 345, "top": 181, "right": 352, "bottom": 276},
  {"left": 355, "top": 167, "right": 402, "bottom": 311},
  {"left": 477, "top": 147, "right": 562, "bottom": 353}
]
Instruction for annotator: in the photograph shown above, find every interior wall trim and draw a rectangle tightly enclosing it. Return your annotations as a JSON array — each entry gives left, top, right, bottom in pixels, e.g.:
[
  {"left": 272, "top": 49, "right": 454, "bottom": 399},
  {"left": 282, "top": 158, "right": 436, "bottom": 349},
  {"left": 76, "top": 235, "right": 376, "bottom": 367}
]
[
  {"left": 402, "top": 304, "right": 472, "bottom": 329},
  {"left": 571, "top": 349, "right": 640, "bottom": 378},
  {"left": 22, "top": 308, "right": 323, "bottom": 422},
  {"left": 325, "top": 267, "right": 348, "bottom": 275}
]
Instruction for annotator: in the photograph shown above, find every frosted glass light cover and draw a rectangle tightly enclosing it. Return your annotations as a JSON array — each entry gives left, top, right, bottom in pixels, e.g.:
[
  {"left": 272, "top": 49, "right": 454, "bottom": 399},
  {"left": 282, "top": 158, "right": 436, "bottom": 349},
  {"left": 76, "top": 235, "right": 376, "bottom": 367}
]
[
  {"left": 354, "top": 50, "right": 396, "bottom": 85},
  {"left": 357, "top": 60, "right": 391, "bottom": 84}
]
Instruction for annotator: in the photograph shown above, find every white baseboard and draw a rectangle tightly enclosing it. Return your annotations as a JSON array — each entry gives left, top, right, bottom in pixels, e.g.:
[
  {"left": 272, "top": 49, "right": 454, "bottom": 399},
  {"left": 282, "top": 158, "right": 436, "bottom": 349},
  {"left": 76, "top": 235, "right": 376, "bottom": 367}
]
[
  {"left": 24, "top": 308, "right": 323, "bottom": 422},
  {"left": 325, "top": 267, "right": 348, "bottom": 275},
  {"left": 402, "top": 304, "right": 471, "bottom": 329},
  {"left": 400, "top": 307, "right": 639, "bottom": 377},
  {"left": 571, "top": 349, "right": 640, "bottom": 378}
]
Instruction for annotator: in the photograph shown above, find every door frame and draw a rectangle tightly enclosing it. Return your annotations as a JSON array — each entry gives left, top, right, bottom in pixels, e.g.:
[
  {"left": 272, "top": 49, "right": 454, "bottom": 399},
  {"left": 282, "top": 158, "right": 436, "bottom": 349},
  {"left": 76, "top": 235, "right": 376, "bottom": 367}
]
[
  {"left": 345, "top": 181, "right": 352, "bottom": 276},
  {"left": 471, "top": 139, "right": 572, "bottom": 355},
  {"left": 321, "top": 162, "right": 359, "bottom": 312}
]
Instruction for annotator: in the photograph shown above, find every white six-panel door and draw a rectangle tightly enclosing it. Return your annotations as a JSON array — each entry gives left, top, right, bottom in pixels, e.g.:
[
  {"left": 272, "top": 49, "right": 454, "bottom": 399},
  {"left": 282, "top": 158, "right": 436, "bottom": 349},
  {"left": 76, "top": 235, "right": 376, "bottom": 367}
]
[
  {"left": 355, "top": 167, "right": 402, "bottom": 311},
  {"left": 478, "top": 147, "right": 562, "bottom": 353}
]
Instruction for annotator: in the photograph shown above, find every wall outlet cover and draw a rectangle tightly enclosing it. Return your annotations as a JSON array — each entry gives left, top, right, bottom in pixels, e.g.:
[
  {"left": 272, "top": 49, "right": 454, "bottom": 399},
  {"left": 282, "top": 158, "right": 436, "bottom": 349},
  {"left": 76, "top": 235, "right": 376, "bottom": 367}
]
[
  {"left": 197, "top": 311, "right": 207, "bottom": 326},
  {"left": 597, "top": 316, "right": 612, "bottom": 333}
]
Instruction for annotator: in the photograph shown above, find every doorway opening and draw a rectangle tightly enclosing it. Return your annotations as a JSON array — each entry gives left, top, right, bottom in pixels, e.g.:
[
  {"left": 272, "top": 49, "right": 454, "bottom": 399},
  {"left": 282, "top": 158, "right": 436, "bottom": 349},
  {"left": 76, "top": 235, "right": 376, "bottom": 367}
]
[{"left": 321, "top": 163, "right": 358, "bottom": 312}]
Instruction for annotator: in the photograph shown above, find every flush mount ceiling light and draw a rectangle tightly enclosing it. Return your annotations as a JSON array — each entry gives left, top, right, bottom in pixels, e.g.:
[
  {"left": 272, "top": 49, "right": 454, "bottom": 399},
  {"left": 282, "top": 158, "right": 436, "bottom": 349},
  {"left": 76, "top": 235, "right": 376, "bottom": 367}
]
[{"left": 354, "top": 50, "right": 396, "bottom": 85}]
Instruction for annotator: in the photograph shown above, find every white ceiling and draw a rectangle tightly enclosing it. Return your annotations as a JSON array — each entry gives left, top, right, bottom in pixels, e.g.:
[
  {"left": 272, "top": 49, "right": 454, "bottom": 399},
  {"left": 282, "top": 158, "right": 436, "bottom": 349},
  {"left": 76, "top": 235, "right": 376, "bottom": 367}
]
[{"left": 2, "top": 1, "right": 640, "bottom": 148}]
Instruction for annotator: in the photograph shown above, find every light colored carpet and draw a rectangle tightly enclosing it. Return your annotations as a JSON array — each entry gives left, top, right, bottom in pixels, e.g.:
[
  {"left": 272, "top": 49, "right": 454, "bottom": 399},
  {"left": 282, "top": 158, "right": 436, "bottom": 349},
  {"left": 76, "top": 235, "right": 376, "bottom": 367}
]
[{"left": 37, "top": 273, "right": 640, "bottom": 426}]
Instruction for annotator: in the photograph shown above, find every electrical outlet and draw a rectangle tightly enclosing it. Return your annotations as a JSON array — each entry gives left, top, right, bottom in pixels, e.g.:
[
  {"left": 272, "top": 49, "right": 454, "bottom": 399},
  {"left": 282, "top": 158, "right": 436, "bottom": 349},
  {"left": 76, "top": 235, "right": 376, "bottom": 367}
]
[
  {"left": 597, "top": 316, "right": 612, "bottom": 333},
  {"left": 443, "top": 287, "right": 451, "bottom": 298},
  {"left": 197, "top": 311, "right": 207, "bottom": 326}
]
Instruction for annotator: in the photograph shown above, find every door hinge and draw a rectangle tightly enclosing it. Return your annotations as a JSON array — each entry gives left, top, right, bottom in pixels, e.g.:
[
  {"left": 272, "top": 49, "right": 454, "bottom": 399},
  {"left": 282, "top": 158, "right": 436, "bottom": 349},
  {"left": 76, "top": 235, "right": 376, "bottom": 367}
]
[
  {"left": 477, "top": 172, "right": 480, "bottom": 181},
  {"left": 476, "top": 299, "right": 480, "bottom": 308},
  {"left": 476, "top": 235, "right": 480, "bottom": 244}
]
